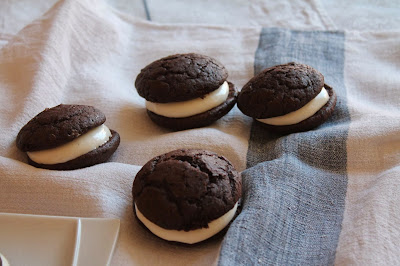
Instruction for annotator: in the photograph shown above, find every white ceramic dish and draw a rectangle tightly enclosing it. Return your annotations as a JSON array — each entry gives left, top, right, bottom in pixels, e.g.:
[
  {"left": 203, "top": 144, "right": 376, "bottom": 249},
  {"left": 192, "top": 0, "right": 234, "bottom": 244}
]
[{"left": 0, "top": 213, "right": 120, "bottom": 266}]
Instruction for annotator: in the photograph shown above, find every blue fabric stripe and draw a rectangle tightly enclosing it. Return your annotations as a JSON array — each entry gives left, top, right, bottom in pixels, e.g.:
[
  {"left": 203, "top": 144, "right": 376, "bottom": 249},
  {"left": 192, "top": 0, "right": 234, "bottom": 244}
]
[
  {"left": 142, "top": 0, "right": 151, "bottom": 21},
  {"left": 219, "top": 28, "right": 349, "bottom": 265}
]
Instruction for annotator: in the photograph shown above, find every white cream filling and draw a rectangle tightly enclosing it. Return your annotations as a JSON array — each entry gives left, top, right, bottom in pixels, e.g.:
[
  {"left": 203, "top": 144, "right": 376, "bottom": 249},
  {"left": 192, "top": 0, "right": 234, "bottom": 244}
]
[
  {"left": 27, "top": 124, "right": 112, "bottom": 165},
  {"left": 145, "top": 81, "right": 229, "bottom": 118},
  {"left": 136, "top": 202, "right": 238, "bottom": 244},
  {"left": 257, "top": 87, "right": 330, "bottom": 126},
  {"left": 0, "top": 253, "right": 10, "bottom": 266}
]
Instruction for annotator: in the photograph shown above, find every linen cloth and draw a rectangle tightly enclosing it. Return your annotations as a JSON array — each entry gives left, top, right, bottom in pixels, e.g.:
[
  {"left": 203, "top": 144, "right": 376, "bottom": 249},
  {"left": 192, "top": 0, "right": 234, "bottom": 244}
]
[{"left": 0, "top": 0, "right": 399, "bottom": 265}]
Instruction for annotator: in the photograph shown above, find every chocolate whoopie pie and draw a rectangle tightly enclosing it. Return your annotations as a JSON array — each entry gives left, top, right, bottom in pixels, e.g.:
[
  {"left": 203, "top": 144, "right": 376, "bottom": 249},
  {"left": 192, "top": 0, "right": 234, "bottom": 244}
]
[
  {"left": 135, "top": 53, "right": 237, "bottom": 130},
  {"left": 16, "top": 104, "right": 120, "bottom": 170},
  {"left": 132, "top": 149, "right": 242, "bottom": 244},
  {"left": 237, "top": 62, "right": 337, "bottom": 134}
]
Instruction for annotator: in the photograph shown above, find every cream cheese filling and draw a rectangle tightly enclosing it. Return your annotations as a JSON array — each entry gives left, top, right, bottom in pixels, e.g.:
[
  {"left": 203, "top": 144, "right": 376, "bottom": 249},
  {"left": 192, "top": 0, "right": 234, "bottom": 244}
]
[
  {"left": 145, "top": 81, "right": 229, "bottom": 118},
  {"left": 257, "top": 87, "right": 329, "bottom": 126},
  {"left": 135, "top": 201, "right": 238, "bottom": 244},
  {"left": 27, "top": 124, "right": 112, "bottom": 165},
  {"left": 0, "top": 253, "right": 10, "bottom": 266}
]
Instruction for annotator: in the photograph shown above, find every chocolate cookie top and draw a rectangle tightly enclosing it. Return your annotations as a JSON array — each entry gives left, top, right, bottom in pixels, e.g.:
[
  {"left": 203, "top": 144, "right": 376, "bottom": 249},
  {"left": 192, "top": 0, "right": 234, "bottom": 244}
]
[
  {"left": 135, "top": 53, "right": 228, "bottom": 103},
  {"left": 16, "top": 104, "right": 106, "bottom": 152},
  {"left": 132, "top": 149, "right": 241, "bottom": 231},
  {"left": 238, "top": 62, "right": 324, "bottom": 118}
]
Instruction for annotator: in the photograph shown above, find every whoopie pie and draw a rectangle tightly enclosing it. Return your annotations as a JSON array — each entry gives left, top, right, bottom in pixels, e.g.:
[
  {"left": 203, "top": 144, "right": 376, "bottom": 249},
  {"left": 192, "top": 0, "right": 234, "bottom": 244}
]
[
  {"left": 16, "top": 104, "right": 120, "bottom": 170},
  {"left": 132, "top": 149, "right": 242, "bottom": 244},
  {"left": 135, "top": 53, "right": 237, "bottom": 130},
  {"left": 237, "top": 62, "right": 337, "bottom": 134}
]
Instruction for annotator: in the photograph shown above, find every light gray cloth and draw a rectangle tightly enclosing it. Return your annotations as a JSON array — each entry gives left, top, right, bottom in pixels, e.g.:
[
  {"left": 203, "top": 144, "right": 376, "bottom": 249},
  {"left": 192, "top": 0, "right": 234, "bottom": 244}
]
[{"left": 0, "top": 0, "right": 399, "bottom": 265}]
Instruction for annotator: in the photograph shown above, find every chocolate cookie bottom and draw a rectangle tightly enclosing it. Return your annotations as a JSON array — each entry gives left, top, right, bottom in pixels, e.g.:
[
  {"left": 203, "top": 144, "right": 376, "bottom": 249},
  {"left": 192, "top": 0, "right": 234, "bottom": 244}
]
[{"left": 147, "top": 82, "right": 237, "bottom": 130}]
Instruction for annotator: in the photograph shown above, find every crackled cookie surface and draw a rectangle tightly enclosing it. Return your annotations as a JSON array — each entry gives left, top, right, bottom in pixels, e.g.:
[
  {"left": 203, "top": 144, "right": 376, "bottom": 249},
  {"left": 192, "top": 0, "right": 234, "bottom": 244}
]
[{"left": 135, "top": 53, "right": 228, "bottom": 103}]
